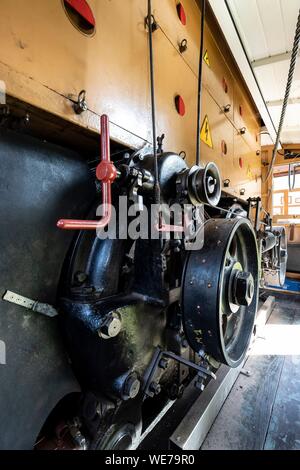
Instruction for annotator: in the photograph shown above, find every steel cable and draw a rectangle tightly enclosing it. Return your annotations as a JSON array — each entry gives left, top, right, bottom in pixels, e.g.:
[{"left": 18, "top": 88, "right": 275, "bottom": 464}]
[
  {"left": 264, "top": 8, "right": 300, "bottom": 182},
  {"left": 147, "top": 0, "right": 161, "bottom": 206},
  {"left": 196, "top": 0, "right": 206, "bottom": 167}
]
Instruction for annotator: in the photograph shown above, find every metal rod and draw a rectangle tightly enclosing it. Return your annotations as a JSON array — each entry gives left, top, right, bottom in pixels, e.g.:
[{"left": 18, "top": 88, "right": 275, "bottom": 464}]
[
  {"left": 196, "top": 0, "right": 206, "bottom": 167},
  {"left": 203, "top": 202, "right": 232, "bottom": 216},
  {"left": 147, "top": 0, "right": 160, "bottom": 207},
  {"left": 164, "top": 351, "right": 216, "bottom": 379}
]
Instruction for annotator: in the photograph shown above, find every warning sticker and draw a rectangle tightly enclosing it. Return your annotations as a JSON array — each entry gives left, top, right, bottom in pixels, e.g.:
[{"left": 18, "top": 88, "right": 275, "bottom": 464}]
[
  {"left": 200, "top": 115, "right": 213, "bottom": 149},
  {"left": 203, "top": 50, "right": 210, "bottom": 67},
  {"left": 247, "top": 165, "right": 253, "bottom": 179}
]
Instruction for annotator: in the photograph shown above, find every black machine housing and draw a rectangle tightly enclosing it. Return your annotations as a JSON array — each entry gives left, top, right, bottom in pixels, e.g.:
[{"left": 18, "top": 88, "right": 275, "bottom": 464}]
[
  {"left": 0, "top": 130, "right": 285, "bottom": 450},
  {"left": 55, "top": 151, "right": 264, "bottom": 449}
]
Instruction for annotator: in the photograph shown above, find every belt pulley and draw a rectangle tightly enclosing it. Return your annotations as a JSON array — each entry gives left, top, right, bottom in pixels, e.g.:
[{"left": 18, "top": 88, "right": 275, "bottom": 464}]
[{"left": 182, "top": 218, "right": 259, "bottom": 368}]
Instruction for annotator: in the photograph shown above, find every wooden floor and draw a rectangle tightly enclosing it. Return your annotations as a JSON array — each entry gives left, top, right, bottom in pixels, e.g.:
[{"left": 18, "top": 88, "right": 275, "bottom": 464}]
[{"left": 202, "top": 293, "right": 300, "bottom": 450}]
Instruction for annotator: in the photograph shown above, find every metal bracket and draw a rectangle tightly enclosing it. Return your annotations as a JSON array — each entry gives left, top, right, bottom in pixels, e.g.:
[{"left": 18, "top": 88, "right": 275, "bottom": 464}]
[
  {"left": 240, "top": 369, "right": 251, "bottom": 377},
  {"left": 2, "top": 290, "right": 58, "bottom": 318},
  {"left": 179, "top": 39, "right": 188, "bottom": 54},
  {"left": 73, "top": 90, "right": 88, "bottom": 115},
  {"left": 157, "top": 133, "right": 165, "bottom": 154},
  {"left": 222, "top": 104, "right": 231, "bottom": 113},
  {"left": 144, "top": 14, "right": 159, "bottom": 32},
  {"left": 143, "top": 347, "right": 216, "bottom": 398}
]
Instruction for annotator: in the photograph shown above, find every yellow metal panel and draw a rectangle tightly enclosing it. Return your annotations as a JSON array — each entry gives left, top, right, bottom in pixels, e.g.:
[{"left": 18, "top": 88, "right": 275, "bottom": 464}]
[
  {"left": 233, "top": 84, "right": 260, "bottom": 152},
  {"left": 153, "top": 28, "right": 198, "bottom": 162},
  {"left": 234, "top": 133, "right": 261, "bottom": 199},
  {"left": 152, "top": 0, "right": 201, "bottom": 76},
  {"left": 0, "top": 0, "right": 151, "bottom": 143},
  {"left": 0, "top": 0, "right": 262, "bottom": 200},
  {"left": 200, "top": 88, "right": 234, "bottom": 189},
  {"left": 202, "top": 29, "right": 234, "bottom": 121}
]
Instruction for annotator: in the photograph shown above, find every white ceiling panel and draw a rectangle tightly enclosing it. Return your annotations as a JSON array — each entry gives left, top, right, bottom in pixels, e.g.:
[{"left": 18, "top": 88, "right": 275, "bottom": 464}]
[
  {"left": 254, "top": 61, "right": 300, "bottom": 102},
  {"left": 254, "top": 0, "right": 286, "bottom": 58},
  {"left": 227, "top": 0, "right": 300, "bottom": 60},
  {"left": 227, "top": 0, "right": 269, "bottom": 61},
  {"left": 225, "top": 0, "right": 300, "bottom": 144}
]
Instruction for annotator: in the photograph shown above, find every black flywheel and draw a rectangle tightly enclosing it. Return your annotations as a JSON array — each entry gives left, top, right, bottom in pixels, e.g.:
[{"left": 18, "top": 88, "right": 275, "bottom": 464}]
[{"left": 182, "top": 218, "right": 259, "bottom": 368}]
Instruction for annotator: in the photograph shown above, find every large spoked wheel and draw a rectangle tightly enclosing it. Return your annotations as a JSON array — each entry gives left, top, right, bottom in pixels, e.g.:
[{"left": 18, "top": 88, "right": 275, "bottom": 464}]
[{"left": 182, "top": 218, "right": 259, "bottom": 368}]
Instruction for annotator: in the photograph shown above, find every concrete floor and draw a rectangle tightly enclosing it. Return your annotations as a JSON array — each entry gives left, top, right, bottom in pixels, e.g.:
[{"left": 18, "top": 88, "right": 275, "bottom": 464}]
[{"left": 201, "top": 293, "right": 300, "bottom": 450}]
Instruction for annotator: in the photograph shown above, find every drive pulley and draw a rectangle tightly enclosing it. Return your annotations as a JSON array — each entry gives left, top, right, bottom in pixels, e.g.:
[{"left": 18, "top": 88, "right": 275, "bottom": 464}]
[{"left": 182, "top": 218, "right": 259, "bottom": 368}]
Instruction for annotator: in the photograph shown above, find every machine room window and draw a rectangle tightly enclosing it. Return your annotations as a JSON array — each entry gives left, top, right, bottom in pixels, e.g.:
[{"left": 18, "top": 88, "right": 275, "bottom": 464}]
[{"left": 273, "top": 164, "right": 300, "bottom": 221}]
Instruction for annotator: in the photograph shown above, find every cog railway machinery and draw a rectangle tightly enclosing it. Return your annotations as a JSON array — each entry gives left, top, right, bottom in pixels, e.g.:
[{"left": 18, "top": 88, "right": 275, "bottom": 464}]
[{"left": 0, "top": 0, "right": 297, "bottom": 451}]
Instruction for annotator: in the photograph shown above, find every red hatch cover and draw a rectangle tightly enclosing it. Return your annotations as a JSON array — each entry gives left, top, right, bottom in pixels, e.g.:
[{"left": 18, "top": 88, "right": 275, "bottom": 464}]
[
  {"left": 177, "top": 3, "right": 187, "bottom": 26},
  {"left": 175, "top": 95, "right": 186, "bottom": 116},
  {"left": 65, "top": 0, "right": 96, "bottom": 28}
]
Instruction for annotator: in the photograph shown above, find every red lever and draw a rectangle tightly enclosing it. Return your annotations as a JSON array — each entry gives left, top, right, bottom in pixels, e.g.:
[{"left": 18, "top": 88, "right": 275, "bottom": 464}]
[{"left": 57, "top": 115, "right": 116, "bottom": 231}]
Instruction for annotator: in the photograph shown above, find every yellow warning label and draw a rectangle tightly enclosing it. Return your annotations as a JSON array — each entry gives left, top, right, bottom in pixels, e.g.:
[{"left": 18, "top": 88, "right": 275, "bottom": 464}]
[
  {"left": 247, "top": 165, "right": 253, "bottom": 179},
  {"left": 200, "top": 115, "right": 213, "bottom": 149},
  {"left": 203, "top": 50, "right": 210, "bottom": 67}
]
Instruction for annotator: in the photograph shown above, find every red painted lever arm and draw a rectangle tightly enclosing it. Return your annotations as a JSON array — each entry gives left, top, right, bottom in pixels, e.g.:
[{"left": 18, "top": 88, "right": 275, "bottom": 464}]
[{"left": 57, "top": 114, "right": 117, "bottom": 231}]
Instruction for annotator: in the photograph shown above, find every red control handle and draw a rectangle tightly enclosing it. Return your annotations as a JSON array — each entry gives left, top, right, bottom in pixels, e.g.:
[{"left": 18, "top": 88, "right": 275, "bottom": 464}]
[{"left": 57, "top": 115, "right": 117, "bottom": 231}]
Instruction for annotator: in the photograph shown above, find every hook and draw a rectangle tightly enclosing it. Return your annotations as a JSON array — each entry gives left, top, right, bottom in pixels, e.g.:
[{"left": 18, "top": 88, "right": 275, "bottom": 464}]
[
  {"left": 73, "top": 90, "right": 88, "bottom": 115},
  {"left": 179, "top": 39, "right": 188, "bottom": 53}
]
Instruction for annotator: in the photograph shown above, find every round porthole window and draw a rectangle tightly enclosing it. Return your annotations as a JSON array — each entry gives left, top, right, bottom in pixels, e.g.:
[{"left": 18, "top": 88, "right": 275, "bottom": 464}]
[{"left": 62, "top": 0, "right": 96, "bottom": 37}]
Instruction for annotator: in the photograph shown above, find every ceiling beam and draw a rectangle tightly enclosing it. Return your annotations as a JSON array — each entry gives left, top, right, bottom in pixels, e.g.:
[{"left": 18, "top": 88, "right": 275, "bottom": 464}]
[
  {"left": 252, "top": 51, "right": 293, "bottom": 68},
  {"left": 267, "top": 97, "right": 300, "bottom": 107}
]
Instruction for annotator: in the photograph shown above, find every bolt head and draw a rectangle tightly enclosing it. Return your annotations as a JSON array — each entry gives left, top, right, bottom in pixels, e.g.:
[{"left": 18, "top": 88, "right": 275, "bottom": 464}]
[
  {"left": 159, "top": 358, "right": 169, "bottom": 370},
  {"left": 123, "top": 374, "right": 141, "bottom": 400},
  {"left": 98, "top": 315, "right": 122, "bottom": 339},
  {"left": 195, "top": 379, "right": 205, "bottom": 391}
]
